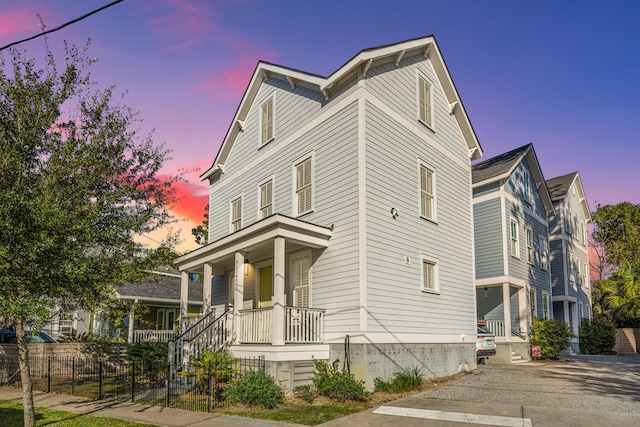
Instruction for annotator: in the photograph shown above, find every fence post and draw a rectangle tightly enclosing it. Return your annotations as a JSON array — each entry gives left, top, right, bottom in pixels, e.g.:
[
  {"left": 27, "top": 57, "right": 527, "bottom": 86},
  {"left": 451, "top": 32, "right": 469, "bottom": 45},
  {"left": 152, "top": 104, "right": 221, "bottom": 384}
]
[
  {"left": 47, "top": 357, "right": 51, "bottom": 393},
  {"left": 98, "top": 359, "right": 103, "bottom": 400},
  {"left": 166, "top": 365, "right": 170, "bottom": 407},
  {"left": 131, "top": 361, "right": 136, "bottom": 403},
  {"left": 71, "top": 358, "right": 75, "bottom": 395}
]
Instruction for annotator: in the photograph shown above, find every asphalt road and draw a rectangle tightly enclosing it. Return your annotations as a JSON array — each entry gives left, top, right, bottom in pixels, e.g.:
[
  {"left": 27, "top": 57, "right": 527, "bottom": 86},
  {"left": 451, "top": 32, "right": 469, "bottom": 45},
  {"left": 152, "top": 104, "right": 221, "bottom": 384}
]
[{"left": 321, "top": 354, "right": 640, "bottom": 427}]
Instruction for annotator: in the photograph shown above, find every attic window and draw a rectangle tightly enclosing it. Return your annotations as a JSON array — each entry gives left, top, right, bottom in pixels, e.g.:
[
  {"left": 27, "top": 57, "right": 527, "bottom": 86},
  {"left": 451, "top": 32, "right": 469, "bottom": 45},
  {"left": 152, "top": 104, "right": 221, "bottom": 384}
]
[
  {"left": 417, "top": 74, "right": 433, "bottom": 128},
  {"left": 260, "top": 96, "right": 274, "bottom": 145}
]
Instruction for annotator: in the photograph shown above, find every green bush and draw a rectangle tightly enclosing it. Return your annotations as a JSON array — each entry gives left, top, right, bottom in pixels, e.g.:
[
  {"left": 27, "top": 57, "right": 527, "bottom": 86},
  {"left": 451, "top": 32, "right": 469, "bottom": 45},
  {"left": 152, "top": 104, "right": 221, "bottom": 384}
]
[
  {"left": 311, "top": 358, "right": 368, "bottom": 402},
  {"left": 127, "top": 341, "right": 168, "bottom": 364},
  {"left": 224, "top": 369, "right": 284, "bottom": 408},
  {"left": 182, "top": 349, "right": 237, "bottom": 398},
  {"left": 530, "top": 318, "right": 574, "bottom": 359},
  {"left": 374, "top": 366, "right": 424, "bottom": 393},
  {"left": 579, "top": 318, "right": 617, "bottom": 354}
]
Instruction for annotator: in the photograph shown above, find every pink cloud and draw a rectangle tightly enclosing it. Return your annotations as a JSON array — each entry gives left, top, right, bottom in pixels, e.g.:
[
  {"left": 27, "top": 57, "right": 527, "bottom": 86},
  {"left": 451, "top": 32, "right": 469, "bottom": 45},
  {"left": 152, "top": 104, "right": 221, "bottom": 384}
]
[
  {"left": 167, "top": 179, "right": 209, "bottom": 223},
  {"left": 0, "top": 9, "right": 42, "bottom": 37},
  {"left": 144, "top": 0, "right": 215, "bottom": 52},
  {"left": 197, "top": 49, "right": 280, "bottom": 101}
]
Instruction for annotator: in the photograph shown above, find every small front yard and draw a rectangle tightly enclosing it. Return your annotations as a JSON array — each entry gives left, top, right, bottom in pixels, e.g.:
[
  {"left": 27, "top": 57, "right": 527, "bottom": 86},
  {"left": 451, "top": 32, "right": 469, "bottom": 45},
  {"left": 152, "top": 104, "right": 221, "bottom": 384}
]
[{"left": 0, "top": 400, "right": 158, "bottom": 427}]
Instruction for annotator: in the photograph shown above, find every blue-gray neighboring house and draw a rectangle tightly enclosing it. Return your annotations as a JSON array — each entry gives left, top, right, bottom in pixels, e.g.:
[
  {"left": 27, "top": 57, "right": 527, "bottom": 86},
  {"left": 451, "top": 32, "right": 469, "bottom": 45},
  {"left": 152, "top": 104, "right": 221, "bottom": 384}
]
[
  {"left": 472, "top": 144, "right": 555, "bottom": 363},
  {"left": 546, "top": 172, "right": 592, "bottom": 351}
]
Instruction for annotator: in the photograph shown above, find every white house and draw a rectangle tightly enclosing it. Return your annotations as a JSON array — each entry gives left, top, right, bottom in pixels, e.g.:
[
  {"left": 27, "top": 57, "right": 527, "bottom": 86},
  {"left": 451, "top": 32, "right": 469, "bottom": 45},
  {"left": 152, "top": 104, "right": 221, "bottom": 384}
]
[{"left": 174, "top": 35, "right": 483, "bottom": 391}]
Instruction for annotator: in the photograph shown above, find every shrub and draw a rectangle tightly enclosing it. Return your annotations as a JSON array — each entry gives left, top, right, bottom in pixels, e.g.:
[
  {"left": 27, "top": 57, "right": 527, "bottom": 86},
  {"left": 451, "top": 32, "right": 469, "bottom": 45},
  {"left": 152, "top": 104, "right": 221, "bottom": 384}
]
[
  {"left": 224, "top": 370, "right": 284, "bottom": 408},
  {"left": 311, "top": 358, "right": 368, "bottom": 402},
  {"left": 579, "top": 318, "right": 617, "bottom": 354},
  {"left": 530, "top": 318, "right": 574, "bottom": 359},
  {"left": 293, "top": 384, "right": 317, "bottom": 403},
  {"left": 127, "top": 341, "right": 168, "bottom": 364},
  {"left": 374, "top": 366, "right": 424, "bottom": 393},
  {"left": 182, "top": 350, "right": 237, "bottom": 398}
]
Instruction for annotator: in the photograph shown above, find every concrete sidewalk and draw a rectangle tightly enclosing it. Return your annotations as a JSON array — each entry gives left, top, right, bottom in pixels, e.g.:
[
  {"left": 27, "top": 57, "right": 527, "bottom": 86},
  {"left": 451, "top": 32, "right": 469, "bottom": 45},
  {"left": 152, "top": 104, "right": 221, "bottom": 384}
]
[{"left": 0, "top": 388, "right": 304, "bottom": 427}]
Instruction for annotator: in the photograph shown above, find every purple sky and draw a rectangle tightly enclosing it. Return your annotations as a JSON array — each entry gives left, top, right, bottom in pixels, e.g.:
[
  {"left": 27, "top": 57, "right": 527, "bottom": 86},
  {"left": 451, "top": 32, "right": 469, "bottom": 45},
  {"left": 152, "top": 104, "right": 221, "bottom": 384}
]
[{"left": 2, "top": 0, "right": 638, "bottom": 251}]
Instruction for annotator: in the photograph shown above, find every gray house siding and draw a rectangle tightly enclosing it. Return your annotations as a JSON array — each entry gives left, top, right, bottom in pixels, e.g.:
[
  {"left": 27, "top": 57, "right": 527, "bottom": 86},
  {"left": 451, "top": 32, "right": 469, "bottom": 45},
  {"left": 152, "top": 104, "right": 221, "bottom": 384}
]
[
  {"left": 363, "top": 93, "right": 475, "bottom": 333},
  {"left": 473, "top": 198, "right": 504, "bottom": 279},
  {"left": 550, "top": 238, "right": 566, "bottom": 295}
]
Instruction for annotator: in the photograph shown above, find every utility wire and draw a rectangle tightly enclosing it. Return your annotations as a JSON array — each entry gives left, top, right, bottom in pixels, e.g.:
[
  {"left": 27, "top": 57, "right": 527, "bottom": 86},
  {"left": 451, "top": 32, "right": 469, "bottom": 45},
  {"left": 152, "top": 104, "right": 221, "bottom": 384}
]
[{"left": 0, "top": 0, "right": 125, "bottom": 52}]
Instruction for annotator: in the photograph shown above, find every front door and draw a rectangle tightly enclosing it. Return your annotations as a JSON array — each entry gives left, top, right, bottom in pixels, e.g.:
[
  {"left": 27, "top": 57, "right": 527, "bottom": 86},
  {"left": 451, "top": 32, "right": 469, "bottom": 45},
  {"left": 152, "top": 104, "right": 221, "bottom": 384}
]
[{"left": 259, "top": 266, "right": 273, "bottom": 308}]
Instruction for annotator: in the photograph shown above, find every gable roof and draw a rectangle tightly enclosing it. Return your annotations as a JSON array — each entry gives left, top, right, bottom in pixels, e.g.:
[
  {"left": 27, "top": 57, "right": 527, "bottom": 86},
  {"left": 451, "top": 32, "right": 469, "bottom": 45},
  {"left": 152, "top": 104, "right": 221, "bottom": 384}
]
[
  {"left": 118, "top": 275, "right": 203, "bottom": 305},
  {"left": 472, "top": 143, "right": 555, "bottom": 216},
  {"left": 201, "top": 35, "right": 482, "bottom": 181},
  {"left": 546, "top": 172, "right": 591, "bottom": 222}
]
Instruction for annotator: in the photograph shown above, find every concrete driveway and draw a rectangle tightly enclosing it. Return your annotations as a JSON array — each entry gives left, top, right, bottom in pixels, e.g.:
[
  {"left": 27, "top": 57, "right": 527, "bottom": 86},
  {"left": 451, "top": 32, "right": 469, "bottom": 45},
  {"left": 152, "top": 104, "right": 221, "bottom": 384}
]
[{"left": 320, "top": 354, "right": 640, "bottom": 426}]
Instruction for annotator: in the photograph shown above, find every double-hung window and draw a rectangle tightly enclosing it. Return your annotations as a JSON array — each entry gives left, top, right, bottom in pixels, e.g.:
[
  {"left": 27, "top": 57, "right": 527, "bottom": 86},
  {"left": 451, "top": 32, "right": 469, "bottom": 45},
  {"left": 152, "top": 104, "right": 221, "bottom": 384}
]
[
  {"left": 542, "top": 293, "right": 550, "bottom": 319},
  {"left": 260, "top": 96, "right": 274, "bottom": 145},
  {"left": 421, "top": 254, "right": 439, "bottom": 293},
  {"left": 420, "top": 164, "right": 435, "bottom": 221},
  {"left": 295, "top": 157, "right": 313, "bottom": 216},
  {"left": 526, "top": 229, "right": 533, "bottom": 264},
  {"left": 230, "top": 197, "right": 242, "bottom": 232},
  {"left": 291, "top": 252, "right": 311, "bottom": 308},
  {"left": 529, "top": 290, "right": 537, "bottom": 319},
  {"left": 539, "top": 237, "right": 547, "bottom": 270},
  {"left": 510, "top": 220, "right": 519, "bottom": 258},
  {"left": 259, "top": 179, "right": 273, "bottom": 219},
  {"left": 417, "top": 74, "right": 432, "bottom": 128}
]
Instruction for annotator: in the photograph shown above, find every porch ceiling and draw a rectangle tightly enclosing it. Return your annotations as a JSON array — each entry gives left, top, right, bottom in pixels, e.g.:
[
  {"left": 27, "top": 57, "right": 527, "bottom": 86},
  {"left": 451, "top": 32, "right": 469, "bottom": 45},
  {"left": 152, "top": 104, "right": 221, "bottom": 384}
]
[{"left": 174, "top": 214, "right": 332, "bottom": 273}]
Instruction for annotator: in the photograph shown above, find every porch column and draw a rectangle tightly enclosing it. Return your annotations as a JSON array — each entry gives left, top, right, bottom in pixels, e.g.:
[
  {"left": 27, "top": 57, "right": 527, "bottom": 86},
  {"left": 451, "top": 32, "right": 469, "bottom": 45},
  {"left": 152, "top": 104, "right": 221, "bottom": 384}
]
[
  {"left": 203, "top": 263, "right": 213, "bottom": 315},
  {"left": 563, "top": 301, "right": 570, "bottom": 324},
  {"left": 502, "top": 283, "right": 512, "bottom": 339},
  {"left": 127, "top": 300, "right": 136, "bottom": 343},
  {"left": 233, "top": 252, "right": 245, "bottom": 344},
  {"left": 180, "top": 271, "right": 189, "bottom": 331},
  {"left": 273, "top": 237, "right": 285, "bottom": 346},
  {"left": 519, "top": 288, "right": 527, "bottom": 335}
]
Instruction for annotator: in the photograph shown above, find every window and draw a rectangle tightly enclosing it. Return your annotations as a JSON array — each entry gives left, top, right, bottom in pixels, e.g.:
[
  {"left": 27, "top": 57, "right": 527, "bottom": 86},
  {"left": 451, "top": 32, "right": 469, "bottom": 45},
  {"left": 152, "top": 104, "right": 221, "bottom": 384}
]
[
  {"left": 584, "top": 262, "right": 589, "bottom": 286},
  {"left": 526, "top": 229, "right": 533, "bottom": 264},
  {"left": 259, "top": 179, "right": 273, "bottom": 219},
  {"left": 421, "top": 254, "right": 439, "bottom": 293},
  {"left": 542, "top": 293, "right": 550, "bottom": 319},
  {"left": 579, "top": 302, "right": 585, "bottom": 318},
  {"left": 291, "top": 252, "right": 311, "bottom": 308},
  {"left": 510, "top": 220, "right": 519, "bottom": 258},
  {"left": 565, "top": 209, "right": 571, "bottom": 234},
  {"left": 230, "top": 197, "right": 242, "bottom": 232},
  {"left": 572, "top": 215, "right": 578, "bottom": 240},
  {"left": 294, "top": 157, "right": 313, "bottom": 215},
  {"left": 417, "top": 74, "right": 432, "bottom": 127},
  {"left": 539, "top": 237, "right": 547, "bottom": 270},
  {"left": 420, "top": 164, "right": 435, "bottom": 221},
  {"left": 581, "top": 222, "right": 586, "bottom": 245},
  {"left": 260, "top": 97, "right": 274, "bottom": 145},
  {"left": 523, "top": 170, "right": 531, "bottom": 203},
  {"left": 529, "top": 290, "right": 537, "bottom": 319}
]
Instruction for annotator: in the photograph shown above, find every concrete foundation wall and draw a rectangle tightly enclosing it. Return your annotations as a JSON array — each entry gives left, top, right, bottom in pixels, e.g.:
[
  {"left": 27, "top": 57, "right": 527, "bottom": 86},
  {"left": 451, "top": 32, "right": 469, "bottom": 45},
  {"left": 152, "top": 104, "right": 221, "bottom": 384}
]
[
  {"left": 263, "top": 359, "right": 315, "bottom": 395},
  {"left": 329, "top": 342, "right": 476, "bottom": 390},
  {"left": 486, "top": 342, "right": 531, "bottom": 364}
]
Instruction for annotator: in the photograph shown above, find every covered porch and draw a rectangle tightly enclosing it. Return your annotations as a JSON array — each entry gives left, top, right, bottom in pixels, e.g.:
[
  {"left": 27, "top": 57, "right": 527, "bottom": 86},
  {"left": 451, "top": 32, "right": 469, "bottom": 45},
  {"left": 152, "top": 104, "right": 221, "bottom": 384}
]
[
  {"left": 476, "top": 279, "right": 528, "bottom": 341},
  {"left": 174, "top": 214, "right": 332, "bottom": 347}
]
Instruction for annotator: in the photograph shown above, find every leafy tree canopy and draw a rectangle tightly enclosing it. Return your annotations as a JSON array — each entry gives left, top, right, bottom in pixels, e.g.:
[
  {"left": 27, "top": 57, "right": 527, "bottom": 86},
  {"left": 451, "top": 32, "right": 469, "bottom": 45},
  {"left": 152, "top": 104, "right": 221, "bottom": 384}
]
[
  {"left": 191, "top": 203, "right": 209, "bottom": 246},
  {"left": 591, "top": 202, "right": 640, "bottom": 268}
]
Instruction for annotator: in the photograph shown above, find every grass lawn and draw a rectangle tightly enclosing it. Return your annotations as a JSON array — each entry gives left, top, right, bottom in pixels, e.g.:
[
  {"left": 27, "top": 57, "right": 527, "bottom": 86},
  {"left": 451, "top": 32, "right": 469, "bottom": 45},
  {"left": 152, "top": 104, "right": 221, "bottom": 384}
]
[{"left": 0, "top": 400, "right": 158, "bottom": 427}]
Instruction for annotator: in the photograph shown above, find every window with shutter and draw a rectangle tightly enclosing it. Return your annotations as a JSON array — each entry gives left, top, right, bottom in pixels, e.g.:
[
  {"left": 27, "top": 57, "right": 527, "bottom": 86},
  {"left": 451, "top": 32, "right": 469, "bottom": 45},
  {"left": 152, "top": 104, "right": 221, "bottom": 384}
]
[
  {"left": 420, "top": 164, "right": 435, "bottom": 220},
  {"left": 529, "top": 290, "right": 536, "bottom": 319},
  {"left": 295, "top": 158, "right": 312, "bottom": 215},
  {"left": 542, "top": 293, "right": 550, "bottom": 319},
  {"left": 230, "top": 197, "right": 242, "bottom": 232},
  {"left": 418, "top": 75, "right": 432, "bottom": 127},
  {"left": 523, "top": 170, "right": 531, "bottom": 203},
  {"left": 261, "top": 97, "right": 273, "bottom": 145},
  {"left": 291, "top": 253, "right": 311, "bottom": 308},
  {"left": 539, "top": 237, "right": 547, "bottom": 270},
  {"left": 510, "top": 220, "right": 519, "bottom": 258},
  {"left": 259, "top": 180, "right": 273, "bottom": 219},
  {"left": 421, "top": 255, "right": 438, "bottom": 293},
  {"left": 526, "top": 229, "right": 533, "bottom": 264}
]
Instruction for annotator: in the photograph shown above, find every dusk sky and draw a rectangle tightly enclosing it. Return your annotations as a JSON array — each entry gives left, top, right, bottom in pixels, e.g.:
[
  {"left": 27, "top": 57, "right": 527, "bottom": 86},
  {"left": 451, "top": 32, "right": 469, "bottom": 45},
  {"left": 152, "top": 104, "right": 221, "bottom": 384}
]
[{"left": 2, "top": 0, "right": 638, "bottom": 252}]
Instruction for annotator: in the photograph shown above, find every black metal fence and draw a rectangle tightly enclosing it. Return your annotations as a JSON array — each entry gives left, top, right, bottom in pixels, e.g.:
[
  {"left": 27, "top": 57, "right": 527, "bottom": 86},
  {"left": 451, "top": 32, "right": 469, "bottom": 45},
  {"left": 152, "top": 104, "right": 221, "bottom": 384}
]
[{"left": 0, "top": 355, "right": 265, "bottom": 411}]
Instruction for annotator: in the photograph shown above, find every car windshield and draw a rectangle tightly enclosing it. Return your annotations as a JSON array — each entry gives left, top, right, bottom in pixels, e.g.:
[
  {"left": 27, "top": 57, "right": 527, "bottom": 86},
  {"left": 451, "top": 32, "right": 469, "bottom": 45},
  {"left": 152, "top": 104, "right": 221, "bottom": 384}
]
[{"left": 477, "top": 326, "right": 492, "bottom": 335}]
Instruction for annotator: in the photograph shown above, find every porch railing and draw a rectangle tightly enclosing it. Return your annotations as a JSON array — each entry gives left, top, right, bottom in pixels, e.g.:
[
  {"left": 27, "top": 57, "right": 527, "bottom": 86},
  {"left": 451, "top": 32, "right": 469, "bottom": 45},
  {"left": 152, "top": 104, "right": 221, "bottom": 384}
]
[
  {"left": 238, "top": 306, "right": 325, "bottom": 344},
  {"left": 285, "top": 307, "right": 324, "bottom": 343},
  {"left": 134, "top": 329, "right": 176, "bottom": 343},
  {"left": 485, "top": 319, "right": 505, "bottom": 337},
  {"left": 239, "top": 308, "right": 273, "bottom": 343}
]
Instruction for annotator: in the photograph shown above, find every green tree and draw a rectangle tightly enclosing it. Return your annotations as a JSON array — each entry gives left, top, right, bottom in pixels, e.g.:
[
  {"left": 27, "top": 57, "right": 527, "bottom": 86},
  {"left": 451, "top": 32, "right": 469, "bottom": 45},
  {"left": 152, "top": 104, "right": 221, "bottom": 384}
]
[
  {"left": 0, "top": 44, "right": 181, "bottom": 426},
  {"left": 591, "top": 202, "right": 640, "bottom": 268},
  {"left": 191, "top": 203, "right": 209, "bottom": 246},
  {"left": 599, "top": 261, "right": 640, "bottom": 327}
]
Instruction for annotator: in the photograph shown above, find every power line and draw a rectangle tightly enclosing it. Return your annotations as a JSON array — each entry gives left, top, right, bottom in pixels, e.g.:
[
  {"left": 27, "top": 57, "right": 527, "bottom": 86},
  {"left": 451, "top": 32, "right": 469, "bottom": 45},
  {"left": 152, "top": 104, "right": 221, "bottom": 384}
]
[{"left": 0, "top": 0, "right": 125, "bottom": 52}]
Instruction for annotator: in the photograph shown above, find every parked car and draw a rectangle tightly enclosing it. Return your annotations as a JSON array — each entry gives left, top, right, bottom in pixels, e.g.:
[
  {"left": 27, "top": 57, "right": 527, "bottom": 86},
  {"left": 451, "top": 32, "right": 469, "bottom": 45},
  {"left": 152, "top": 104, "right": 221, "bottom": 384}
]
[
  {"left": 0, "top": 330, "right": 57, "bottom": 343},
  {"left": 477, "top": 326, "right": 496, "bottom": 362}
]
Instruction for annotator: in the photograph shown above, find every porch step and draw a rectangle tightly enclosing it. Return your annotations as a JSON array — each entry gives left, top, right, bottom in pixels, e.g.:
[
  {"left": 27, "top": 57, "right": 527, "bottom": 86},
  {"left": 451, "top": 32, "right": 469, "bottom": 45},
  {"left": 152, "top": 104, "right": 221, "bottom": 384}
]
[{"left": 511, "top": 351, "right": 528, "bottom": 364}]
